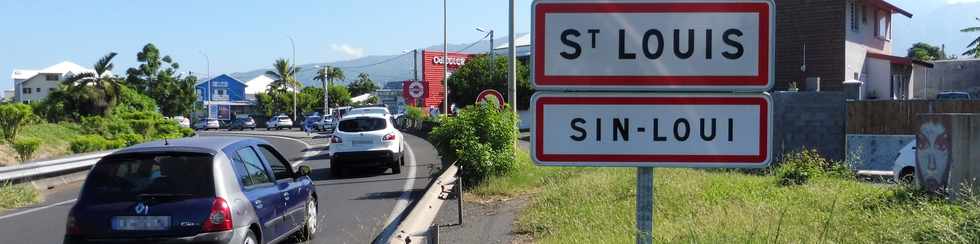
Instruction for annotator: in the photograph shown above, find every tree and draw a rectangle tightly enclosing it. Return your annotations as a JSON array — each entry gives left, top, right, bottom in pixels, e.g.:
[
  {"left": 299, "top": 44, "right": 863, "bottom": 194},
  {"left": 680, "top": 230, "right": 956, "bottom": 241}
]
[
  {"left": 125, "top": 44, "right": 198, "bottom": 117},
  {"left": 347, "top": 73, "right": 379, "bottom": 96},
  {"left": 0, "top": 103, "right": 34, "bottom": 143},
  {"left": 265, "top": 58, "right": 302, "bottom": 119},
  {"left": 328, "top": 84, "right": 352, "bottom": 107},
  {"left": 907, "top": 42, "right": 951, "bottom": 61},
  {"left": 314, "top": 66, "right": 345, "bottom": 110},
  {"left": 63, "top": 52, "right": 123, "bottom": 117},
  {"left": 962, "top": 17, "right": 980, "bottom": 58},
  {"left": 446, "top": 55, "right": 533, "bottom": 110}
]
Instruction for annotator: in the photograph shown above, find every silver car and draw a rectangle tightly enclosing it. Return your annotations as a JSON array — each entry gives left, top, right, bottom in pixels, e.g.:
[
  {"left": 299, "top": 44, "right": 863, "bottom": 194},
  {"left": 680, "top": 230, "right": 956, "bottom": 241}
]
[{"left": 65, "top": 137, "right": 318, "bottom": 244}]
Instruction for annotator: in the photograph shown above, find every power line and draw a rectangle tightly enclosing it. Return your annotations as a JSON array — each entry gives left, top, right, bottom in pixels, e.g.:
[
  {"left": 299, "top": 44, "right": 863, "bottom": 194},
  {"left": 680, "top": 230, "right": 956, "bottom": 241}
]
[
  {"left": 455, "top": 32, "right": 491, "bottom": 53},
  {"left": 335, "top": 51, "right": 412, "bottom": 69}
]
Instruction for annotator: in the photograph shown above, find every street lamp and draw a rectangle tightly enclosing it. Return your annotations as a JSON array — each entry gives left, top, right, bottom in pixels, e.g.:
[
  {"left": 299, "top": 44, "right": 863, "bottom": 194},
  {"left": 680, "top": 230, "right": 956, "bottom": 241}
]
[
  {"left": 287, "top": 36, "right": 298, "bottom": 122},
  {"left": 402, "top": 49, "right": 420, "bottom": 106}
]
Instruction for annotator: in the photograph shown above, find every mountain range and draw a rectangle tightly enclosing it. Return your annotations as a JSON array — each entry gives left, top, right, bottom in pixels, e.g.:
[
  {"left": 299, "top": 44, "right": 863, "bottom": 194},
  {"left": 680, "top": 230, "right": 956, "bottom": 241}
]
[{"left": 229, "top": 35, "right": 523, "bottom": 88}]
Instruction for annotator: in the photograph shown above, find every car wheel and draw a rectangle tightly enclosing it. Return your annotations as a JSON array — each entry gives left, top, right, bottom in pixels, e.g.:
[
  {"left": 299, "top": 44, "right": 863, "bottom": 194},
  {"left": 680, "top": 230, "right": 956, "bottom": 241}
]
[
  {"left": 391, "top": 159, "right": 401, "bottom": 174},
  {"left": 899, "top": 168, "right": 915, "bottom": 185},
  {"left": 243, "top": 229, "right": 258, "bottom": 244},
  {"left": 297, "top": 198, "right": 317, "bottom": 241},
  {"left": 266, "top": 127, "right": 271, "bottom": 131}
]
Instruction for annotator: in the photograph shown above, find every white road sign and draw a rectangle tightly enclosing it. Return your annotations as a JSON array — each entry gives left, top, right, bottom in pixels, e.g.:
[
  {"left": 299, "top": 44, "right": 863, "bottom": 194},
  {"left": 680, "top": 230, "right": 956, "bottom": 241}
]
[
  {"left": 531, "top": 0, "right": 774, "bottom": 91},
  {"left": 531, "top": 92, "right": 772, "bottom": 168}
]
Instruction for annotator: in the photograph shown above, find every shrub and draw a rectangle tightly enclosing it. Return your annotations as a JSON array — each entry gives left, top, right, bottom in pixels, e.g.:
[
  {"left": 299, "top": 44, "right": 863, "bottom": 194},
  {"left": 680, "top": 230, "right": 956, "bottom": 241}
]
[
  {"left": 430, "top": 103, "right": 518, "bottom": 186},
  {"left": 104, "top": 138, "right": 126, "bottom": 150},
  {"left": 12, "top": 137, "right": 41, "bottom": 162},
  {"left": 69, "top": 135, "right": 108, "bottom": 154},
  {"left": 117, "top": 133, "right": 144, "bottom": 146},
  {"left": 129, "top": 119, "right": 156, "bottom": 138},
  {"left": 774, "top": 149, "right": 840, "bottom": 186},
  {"left": 180, "top": 127, "right": 196, "bottom": 137},
  {"left": 80, "top": 116, "right": 132, "bottom": 138},
  {"left": 0, "top": 103, "right": 34, "bottom": 143},
  {"left": 154, "top": 120, "right": 181, "bottom": 136}
]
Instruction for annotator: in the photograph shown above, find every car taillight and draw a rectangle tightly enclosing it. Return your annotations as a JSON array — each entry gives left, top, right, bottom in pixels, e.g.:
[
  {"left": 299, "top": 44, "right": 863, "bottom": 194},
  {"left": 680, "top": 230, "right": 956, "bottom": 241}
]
[
  {"left": 66, "top": 211, "right": 81, "bottom": 235},
  {"left": 202, "top": 197, "right": 233, "bottom": 232},
  {"left": 331, "top": 136, "right": 343, "bottom": 143},
  {"left": 383, "top": 133, "right": 396, "bottom": 141}
]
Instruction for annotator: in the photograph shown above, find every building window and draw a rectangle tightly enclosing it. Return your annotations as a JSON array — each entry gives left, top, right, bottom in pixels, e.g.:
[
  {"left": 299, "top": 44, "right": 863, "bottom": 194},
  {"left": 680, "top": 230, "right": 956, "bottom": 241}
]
[
  {"left": 35, "top": 88, "right": 40, "bottom": 93},
  {"left": 45, "top": 74, "right": 59, "bottom": 81},
  {"left": 875, "top": 10, "right": 890, "bottom": 40},
  {"left": 22, "top": 88, "right": 31, "bottom": 94},
  {"left": 849, "top": 1, "right": 859, "bottom": 31},
  {"left": 49, "top": 88, "right": 55, "bottom": 92}
]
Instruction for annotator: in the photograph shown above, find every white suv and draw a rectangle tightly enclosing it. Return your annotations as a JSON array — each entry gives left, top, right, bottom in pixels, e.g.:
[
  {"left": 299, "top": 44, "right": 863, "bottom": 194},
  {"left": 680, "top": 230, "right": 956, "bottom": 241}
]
[
  {"left": 266, "top": 115, "right": 294, "bottom": 130},
  {"left": 328, "top": 114, "right": 404, "bottom": 176}
]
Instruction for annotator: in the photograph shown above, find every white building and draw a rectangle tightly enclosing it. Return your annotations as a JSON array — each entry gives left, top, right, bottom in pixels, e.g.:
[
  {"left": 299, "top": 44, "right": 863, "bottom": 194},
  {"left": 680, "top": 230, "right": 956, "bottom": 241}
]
[
  {"left": 12, "top": 61, "right": 101, "bottom": 103},
  {"left": 244, "top": 74, "right": 275, "bottom": 100}
]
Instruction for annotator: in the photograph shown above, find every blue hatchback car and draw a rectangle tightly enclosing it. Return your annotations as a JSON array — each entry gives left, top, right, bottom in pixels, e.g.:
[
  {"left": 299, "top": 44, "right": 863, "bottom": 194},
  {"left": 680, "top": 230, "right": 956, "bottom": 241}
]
[{"left": 64, "top": 137, "right": 318, "bottom": 244}]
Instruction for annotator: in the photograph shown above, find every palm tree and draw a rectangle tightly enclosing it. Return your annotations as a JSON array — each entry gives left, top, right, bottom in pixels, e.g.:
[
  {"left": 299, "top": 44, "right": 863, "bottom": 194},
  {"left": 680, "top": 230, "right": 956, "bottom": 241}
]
[
  {"left": 962, "top": 17, "right": 980, "bottom": 58},
  {"left": 313, "top": 66, "right": 344, "bottom": 113},
  {"left": 63, "top": 52, "right": 122, "bottom": 117},
  {"left": 265, "top": 58, "right": 302, "bottom": 119}
]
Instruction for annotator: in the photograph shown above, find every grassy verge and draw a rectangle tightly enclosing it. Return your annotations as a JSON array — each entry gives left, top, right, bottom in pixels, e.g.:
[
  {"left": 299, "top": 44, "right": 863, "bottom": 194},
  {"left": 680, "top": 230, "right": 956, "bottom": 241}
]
[
  {"left": 513, "top": 168, "right": 980, "bottom": 243},
  {"left": 471, "top": 151, "right": 980, "bottom": 243},
  {"left": 0, "top": 123, "right": 81, "bottom": 166},
  {"left": 0, "top": 183, "right": 41, "bottom": 210}
]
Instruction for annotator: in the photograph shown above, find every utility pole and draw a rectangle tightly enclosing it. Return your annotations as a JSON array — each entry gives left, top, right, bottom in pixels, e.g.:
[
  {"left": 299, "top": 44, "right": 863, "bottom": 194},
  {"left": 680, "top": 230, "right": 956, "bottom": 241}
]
[
  {"left": 508, "top": 0, "right": 517, "bottom": 115},
  {"left": 200, "top": 51, "right": 211, "bottom": 119},
  {"left": 443, "top": 0, "right": 449, "bottom": 114},
  {"left": 414, "top": 49, "right": 420, "bottom": 106}
]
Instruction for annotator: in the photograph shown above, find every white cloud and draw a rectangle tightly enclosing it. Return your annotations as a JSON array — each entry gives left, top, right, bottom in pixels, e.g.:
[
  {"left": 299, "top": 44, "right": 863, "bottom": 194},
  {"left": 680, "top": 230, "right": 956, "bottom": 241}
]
[
  {"left": 329, "top": 44, "right": 365, "bottom": 59},
  {"left": 947, "top": 0, "right": 980, "bottom": 5}
]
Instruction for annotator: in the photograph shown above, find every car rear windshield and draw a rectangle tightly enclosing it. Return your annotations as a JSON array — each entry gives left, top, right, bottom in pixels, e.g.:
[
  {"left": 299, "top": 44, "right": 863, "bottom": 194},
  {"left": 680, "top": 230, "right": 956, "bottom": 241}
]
[
  {"left": 83, "top": 152, "right": 214, "bottom": 202},
  {"left": 339, "top": 117, "right": 386, "bottom": 132}
]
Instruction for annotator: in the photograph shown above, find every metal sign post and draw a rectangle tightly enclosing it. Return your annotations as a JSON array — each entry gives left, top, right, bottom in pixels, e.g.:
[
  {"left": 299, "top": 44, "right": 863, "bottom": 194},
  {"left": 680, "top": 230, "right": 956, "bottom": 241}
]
[
  {"left": 636, "top": 167, "right": 654, "bottom": 244},
  {"left": 529, "top": 1, "right": 774, "bottom": 243}
]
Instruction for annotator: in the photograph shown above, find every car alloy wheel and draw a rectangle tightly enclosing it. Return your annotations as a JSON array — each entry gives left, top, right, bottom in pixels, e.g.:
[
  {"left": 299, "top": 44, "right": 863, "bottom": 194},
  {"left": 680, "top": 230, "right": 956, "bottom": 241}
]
[
  {"left": 299, "top": 199, "right": 317, "bottom": 240},
  {"left": 243, "top": 230, "right": 258, "bottom": 244}
]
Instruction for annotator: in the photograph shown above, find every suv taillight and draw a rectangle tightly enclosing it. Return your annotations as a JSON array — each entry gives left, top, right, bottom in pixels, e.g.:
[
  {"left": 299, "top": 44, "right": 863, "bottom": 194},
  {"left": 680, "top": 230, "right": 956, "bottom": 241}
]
[
  {"left": 202, "top": 197, "right": 233, "bottom": 232},
  {"left": 66, "top": 211, "right": 81, "bottom": 235},
  {"left": 331, "top": 136, "right": 343, "bottom": 143},
  {"left": 383, "top": 133, "right": 396, "bottom": 141}
]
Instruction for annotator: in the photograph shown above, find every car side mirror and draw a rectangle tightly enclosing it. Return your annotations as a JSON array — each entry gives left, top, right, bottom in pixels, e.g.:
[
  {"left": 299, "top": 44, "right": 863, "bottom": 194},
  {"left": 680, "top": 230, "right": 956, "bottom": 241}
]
[{"left": 296, "top": 165, "right": 312, "bottom": 177}]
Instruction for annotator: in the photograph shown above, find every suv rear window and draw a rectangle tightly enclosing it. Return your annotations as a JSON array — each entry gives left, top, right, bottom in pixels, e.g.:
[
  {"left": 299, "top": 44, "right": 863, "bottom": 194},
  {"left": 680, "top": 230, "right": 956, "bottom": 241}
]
[
  {"left": 83, "top": 152, "right": 214, "bottom": 202},
  {"left": 339, "top": 117, "right": 386, "bottom": 132}
]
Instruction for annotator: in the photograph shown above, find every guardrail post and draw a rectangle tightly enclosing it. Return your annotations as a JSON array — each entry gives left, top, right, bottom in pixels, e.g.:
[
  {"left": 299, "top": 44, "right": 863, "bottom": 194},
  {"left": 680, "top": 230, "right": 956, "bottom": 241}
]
[{"left": 456, "top": 165, "right": 464, "bottom": 226}]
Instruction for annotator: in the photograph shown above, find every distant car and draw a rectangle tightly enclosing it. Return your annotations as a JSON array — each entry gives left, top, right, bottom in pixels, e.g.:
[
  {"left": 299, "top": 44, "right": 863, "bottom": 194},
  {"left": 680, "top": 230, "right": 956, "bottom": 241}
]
[
  {"left": 64, "top": 137, "right": 317, "bottom": 244},
  {"left": 937, "top": 92, "right": 971, "bottom": 100},
  {"left": 194, "top": 118, "right": 220, "bottom": 131},
  {"left": 228, "top": 117, "right": 256, "bottom": 131},
  {"left": 893, "top": 141, "right": 917, "bottom": 184},
  {"left": 345, "top": 107, "right": 390, "bottom": 118},
  {"left": 316, "top": 116, "right": 336, "bottom": 133},
  {"left": 303, "top": 116, "right": 320, "bottom": 132},
  {"left": 266, "top": 115, "right": 294, "bottom": 130},
  {"left": 171, "top": 116, "right": 191, "bottom": 128},
  {"left": 329, "top": 114, "right": 404, "bottom": 176}
]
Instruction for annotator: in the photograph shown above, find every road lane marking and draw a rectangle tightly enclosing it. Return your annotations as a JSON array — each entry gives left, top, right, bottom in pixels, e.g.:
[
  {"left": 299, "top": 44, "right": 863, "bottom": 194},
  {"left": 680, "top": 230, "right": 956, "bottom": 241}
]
[
  {"left": 0, "top": 198, "right": 77, "bottom": 221},
  {"left": 378, "top": 142, "right": 417, "bottom": 240}
]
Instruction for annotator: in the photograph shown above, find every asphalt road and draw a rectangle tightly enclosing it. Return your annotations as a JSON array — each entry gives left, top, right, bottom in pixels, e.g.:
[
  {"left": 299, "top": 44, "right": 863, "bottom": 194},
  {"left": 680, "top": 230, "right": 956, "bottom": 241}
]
[{"left": 0, "top": 131, "right": 443, "bottom": 244}]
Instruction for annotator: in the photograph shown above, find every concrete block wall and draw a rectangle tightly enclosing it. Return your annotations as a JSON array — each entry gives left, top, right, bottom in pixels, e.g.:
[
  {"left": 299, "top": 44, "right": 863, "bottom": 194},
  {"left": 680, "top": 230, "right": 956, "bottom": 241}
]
[{"left": 772, "top": 91, "right": 846, "bottom": 162}]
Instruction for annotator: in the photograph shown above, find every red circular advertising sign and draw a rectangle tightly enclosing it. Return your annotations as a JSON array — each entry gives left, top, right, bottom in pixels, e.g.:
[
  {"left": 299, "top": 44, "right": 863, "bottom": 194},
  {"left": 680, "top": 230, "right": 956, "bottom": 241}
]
[
  {"left": 476, "top": 89, "right": 505, "bottom": 109},
  {"left": 408, "top": 81, "right": 425, "bottom": 99}
]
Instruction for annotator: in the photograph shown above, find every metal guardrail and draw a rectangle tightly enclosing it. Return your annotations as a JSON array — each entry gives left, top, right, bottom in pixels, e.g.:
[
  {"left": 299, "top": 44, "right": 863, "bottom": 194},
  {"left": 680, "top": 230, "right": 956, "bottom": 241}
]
[
  {"left": 388, "top": 163, "right": 460, "bottom": 244},
  {"left": 0, "top": 150, "right": 116, "bottom": 182}
]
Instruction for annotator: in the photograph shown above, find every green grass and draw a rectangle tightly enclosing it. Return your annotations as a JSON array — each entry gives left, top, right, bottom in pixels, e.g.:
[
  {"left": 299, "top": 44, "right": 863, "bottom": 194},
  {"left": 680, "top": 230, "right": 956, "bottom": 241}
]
[
  {"left": 470, "top": 153, "right": 980, "bottom": 243},
  {"left": 1, "top": 123, "right": 81, "bottom": 165},
  {"left": 0, "top": 183, "right": 40, "bottom": 210}
]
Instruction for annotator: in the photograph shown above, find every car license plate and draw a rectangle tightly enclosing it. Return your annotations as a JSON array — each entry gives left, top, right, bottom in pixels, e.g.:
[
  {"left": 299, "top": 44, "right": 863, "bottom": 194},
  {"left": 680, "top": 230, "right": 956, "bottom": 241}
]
[
  {"left": 353, "top": 140, "right": 373, "bottom": 146},
  {"left": 111, "top": 216, "right": 171, "bottom": 231}
]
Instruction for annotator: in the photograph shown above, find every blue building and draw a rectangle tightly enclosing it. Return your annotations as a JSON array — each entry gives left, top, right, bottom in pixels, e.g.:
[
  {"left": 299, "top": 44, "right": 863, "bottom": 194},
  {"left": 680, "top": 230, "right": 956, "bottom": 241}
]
[{"left": 195, "top": 74, "right": 253, "bottom": 120}]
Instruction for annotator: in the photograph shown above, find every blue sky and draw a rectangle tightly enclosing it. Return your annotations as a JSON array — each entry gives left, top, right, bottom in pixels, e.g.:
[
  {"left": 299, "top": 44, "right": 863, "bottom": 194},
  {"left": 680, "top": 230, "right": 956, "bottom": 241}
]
[{"left": 1, "top": 0, "right": 979, "bottom": 91}]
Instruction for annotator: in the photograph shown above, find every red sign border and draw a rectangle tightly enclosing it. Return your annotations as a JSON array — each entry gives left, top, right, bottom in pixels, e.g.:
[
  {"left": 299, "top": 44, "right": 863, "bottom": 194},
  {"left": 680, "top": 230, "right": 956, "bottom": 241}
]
[
  {"left": 476, "top": 89, "right": 505, "bottom": 106},
  {"left": 533, "top": 94, "right": 770, "bottom": 166},
  {"left": 533, "top": 2, "right": 772, "bottom": 88}
]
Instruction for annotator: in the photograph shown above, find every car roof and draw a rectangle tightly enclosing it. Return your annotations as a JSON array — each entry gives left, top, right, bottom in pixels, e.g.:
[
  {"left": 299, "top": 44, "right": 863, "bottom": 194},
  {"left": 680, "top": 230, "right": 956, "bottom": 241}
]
[
  {"left": 341, "top": 113, "right": 388, "bottom": 120},
  {"left": 115, "top": 136, "right": 267, "bottom": 155}
]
